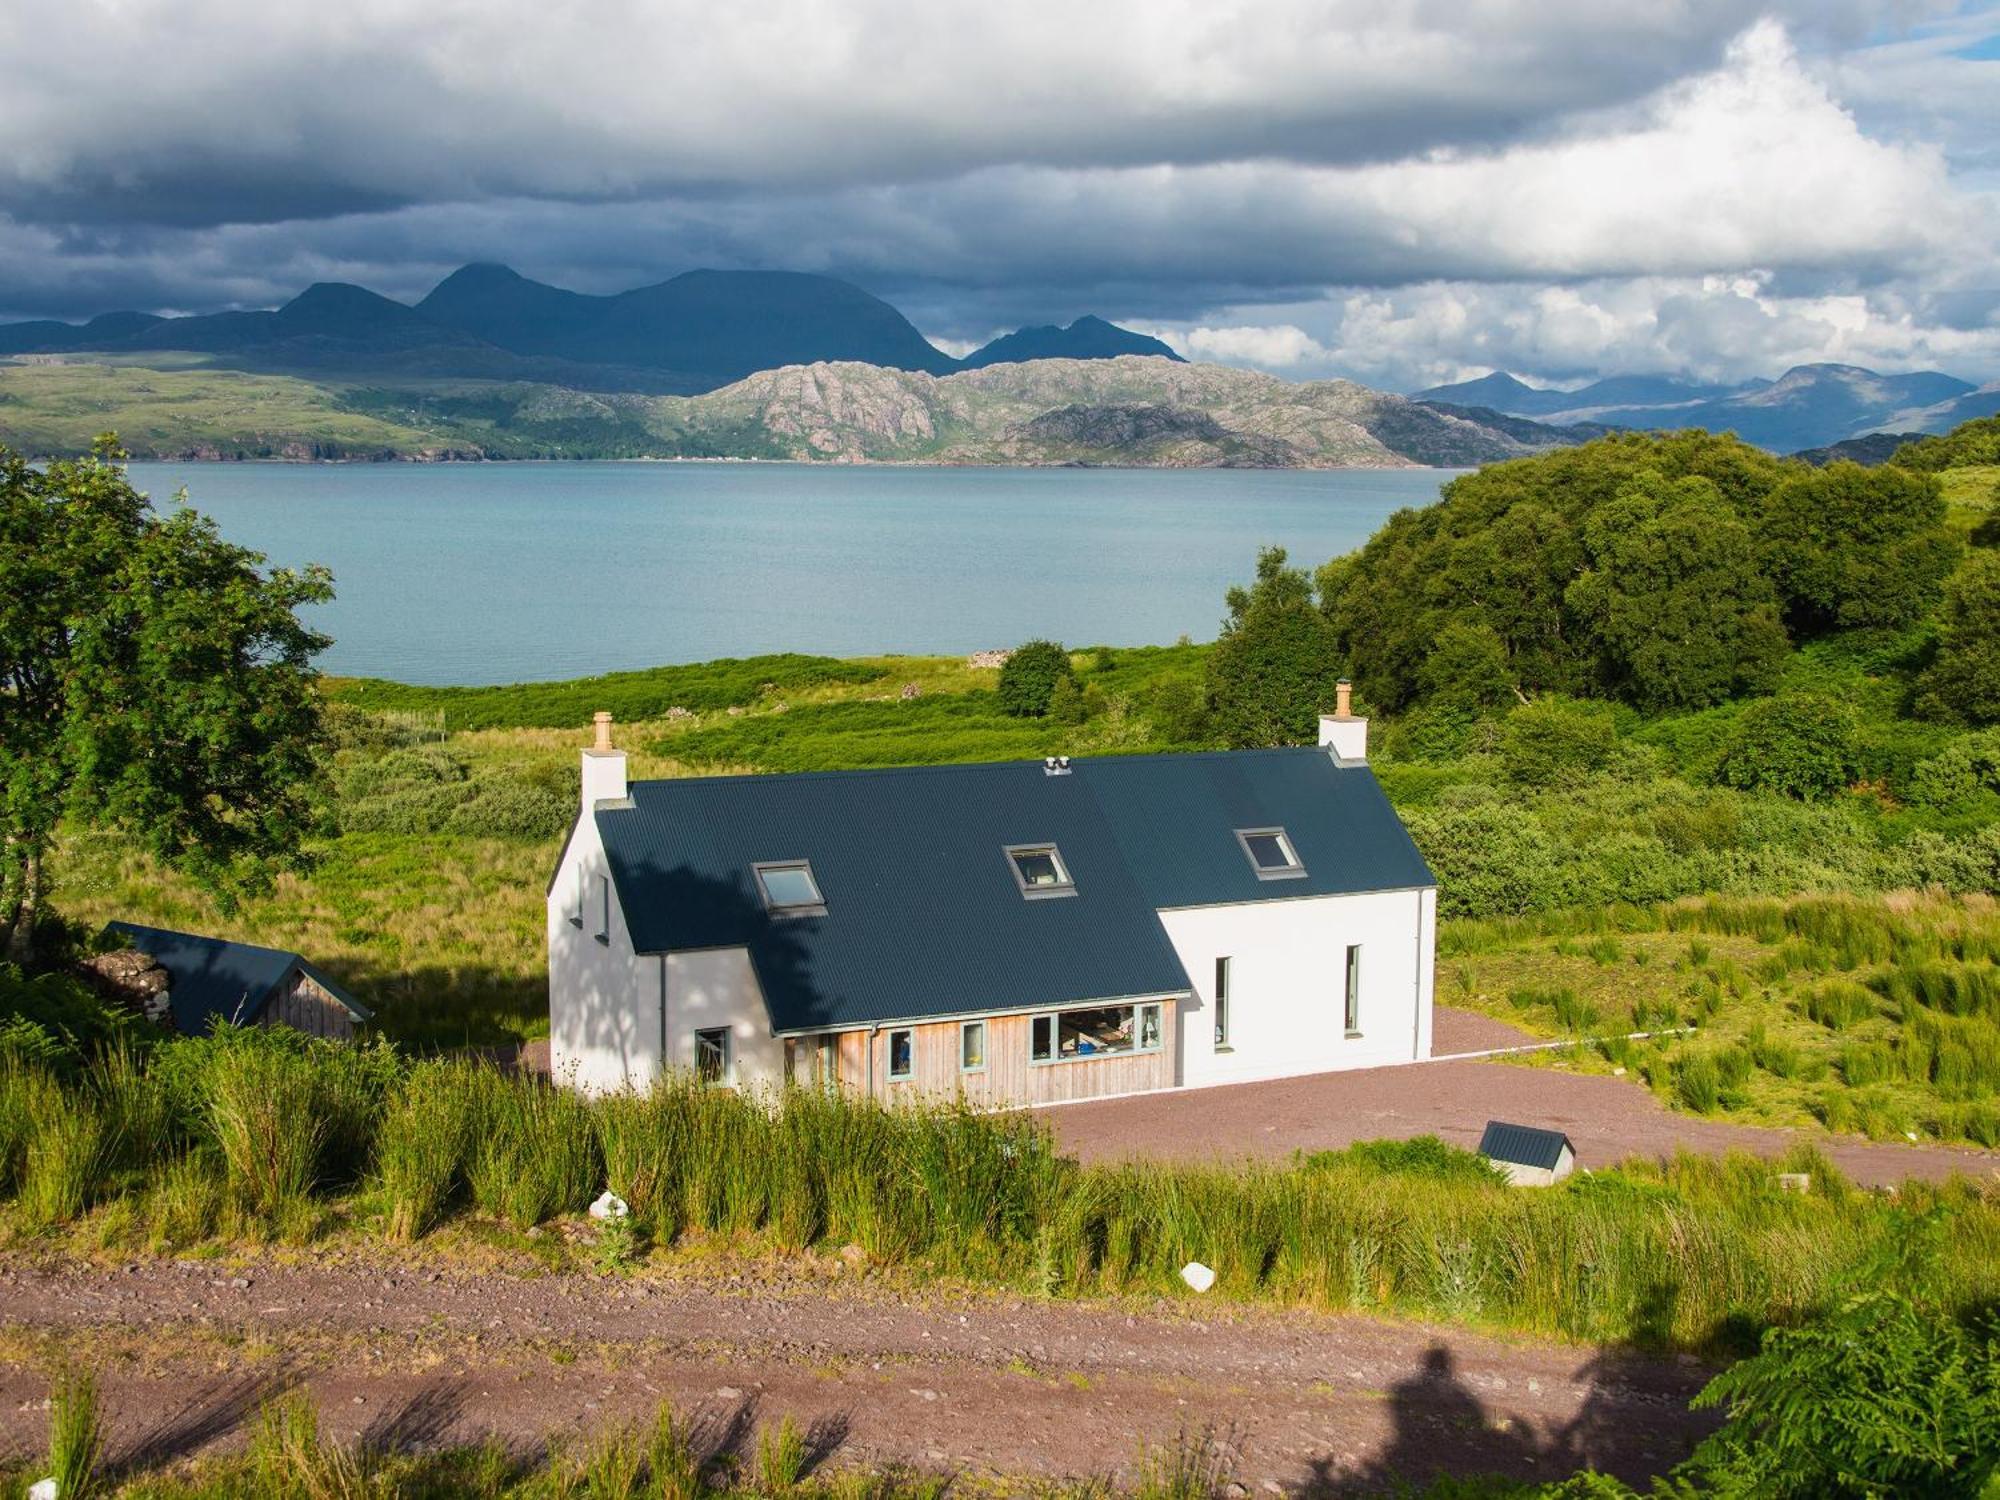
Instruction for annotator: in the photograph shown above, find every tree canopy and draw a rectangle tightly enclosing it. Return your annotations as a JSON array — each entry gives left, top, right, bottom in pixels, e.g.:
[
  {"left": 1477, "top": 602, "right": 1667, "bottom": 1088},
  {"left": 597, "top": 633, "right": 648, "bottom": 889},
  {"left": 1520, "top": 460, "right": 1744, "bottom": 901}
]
[
  {"left": 0, "top": 442, "right": 333, "bottom": 963},
  {"left": 1316, "top": 431, "right": 1958, "bottom": 716},
  {"left": 1204, "top": 546, "right": 1342, "bottom": 748}
]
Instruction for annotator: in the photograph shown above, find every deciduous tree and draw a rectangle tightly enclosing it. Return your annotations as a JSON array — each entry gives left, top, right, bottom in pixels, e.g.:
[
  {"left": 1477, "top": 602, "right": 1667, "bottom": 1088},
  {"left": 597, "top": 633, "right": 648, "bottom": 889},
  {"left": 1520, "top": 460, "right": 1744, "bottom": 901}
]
[
  {"left": 0, "top": 441, "right": 333, "bottom": 965},
  {"left": 1206, "top": 547, "right": 1342, "bottom": 747}
]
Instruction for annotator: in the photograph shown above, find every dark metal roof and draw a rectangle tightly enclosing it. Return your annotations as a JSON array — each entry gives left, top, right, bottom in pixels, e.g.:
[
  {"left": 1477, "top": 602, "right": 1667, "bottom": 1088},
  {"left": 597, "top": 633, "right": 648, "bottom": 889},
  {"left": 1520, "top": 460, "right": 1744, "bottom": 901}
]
[
  {"left": 1478, "top": 1121, "right": 1575, "bottom": 1171},
  {"left": 105, "top": 922, "right": 370, "bottom": 1036},
  {"left": 595, "top": 747, "right": 1432, "bottom": 1032}
]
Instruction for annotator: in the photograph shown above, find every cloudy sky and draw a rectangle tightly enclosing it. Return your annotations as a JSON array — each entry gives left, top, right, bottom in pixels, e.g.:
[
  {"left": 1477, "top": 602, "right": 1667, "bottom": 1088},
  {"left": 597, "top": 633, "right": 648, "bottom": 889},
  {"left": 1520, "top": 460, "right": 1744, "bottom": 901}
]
[{"left": 1, "top": 0, "right": 1996, "bottom": 389}]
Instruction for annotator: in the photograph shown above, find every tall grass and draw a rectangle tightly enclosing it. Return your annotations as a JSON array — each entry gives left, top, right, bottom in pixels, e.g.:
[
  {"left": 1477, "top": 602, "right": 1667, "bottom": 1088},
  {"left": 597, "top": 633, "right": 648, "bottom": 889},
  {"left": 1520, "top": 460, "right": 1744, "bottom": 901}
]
[
  {"left": 4, "top": 1036, "right": 1998, "bottom": 1355},
  {"left": 46, "top": 1367, "right": 104, "bottom": 1500}
]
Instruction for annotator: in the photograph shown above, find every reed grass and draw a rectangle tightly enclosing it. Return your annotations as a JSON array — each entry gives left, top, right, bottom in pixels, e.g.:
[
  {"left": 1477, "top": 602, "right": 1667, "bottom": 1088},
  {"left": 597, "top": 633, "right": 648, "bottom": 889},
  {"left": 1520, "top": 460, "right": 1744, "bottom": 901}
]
[
  {"left": 4, "top": 1034, "right": 1998, "bottom": 1355},
  {"left": 45, "top": 1367, "right": 104, "bottom": 1500}
]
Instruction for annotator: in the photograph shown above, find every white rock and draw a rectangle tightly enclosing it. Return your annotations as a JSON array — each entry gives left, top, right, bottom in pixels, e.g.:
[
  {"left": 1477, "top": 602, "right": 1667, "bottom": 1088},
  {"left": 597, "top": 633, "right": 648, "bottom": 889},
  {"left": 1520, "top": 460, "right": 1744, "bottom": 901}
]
[
  {"left": 30, "top": 1479, "right": 57, "bottom": 1500},
  {"left": 1180, "top": 1261, "right": 1216, "bottom": 1293},
  {"left": 588, "top": 1191, "right": 630, "bottom": 1221}
]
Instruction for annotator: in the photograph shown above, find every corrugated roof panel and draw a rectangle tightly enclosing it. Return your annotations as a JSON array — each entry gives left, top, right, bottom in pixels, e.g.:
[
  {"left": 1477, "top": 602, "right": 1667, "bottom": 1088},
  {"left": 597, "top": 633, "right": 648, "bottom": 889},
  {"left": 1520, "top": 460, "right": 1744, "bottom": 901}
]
[
  {"left": 596, "top": 747, "right": 1434, "bottom": 1032},
  {"left": 1478, "top": 1121, "right": 1573, "bottom": 1171}
]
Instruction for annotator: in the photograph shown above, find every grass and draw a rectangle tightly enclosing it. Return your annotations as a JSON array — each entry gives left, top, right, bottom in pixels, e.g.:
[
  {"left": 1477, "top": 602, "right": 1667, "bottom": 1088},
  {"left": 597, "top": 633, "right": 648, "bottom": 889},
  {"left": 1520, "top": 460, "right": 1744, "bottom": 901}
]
[
  {"left": 0, "top": 360, "right": 443, "bottom": 459},
  {"left": 1443, "top": 891, "right": 2000, "bottom": 1145},
  {"left": 0, "top": 1381, "right": 1244, "bottom": 1499},
  {"left": 3, "top": 1033, "right": 1997, "bottom": 1356}
]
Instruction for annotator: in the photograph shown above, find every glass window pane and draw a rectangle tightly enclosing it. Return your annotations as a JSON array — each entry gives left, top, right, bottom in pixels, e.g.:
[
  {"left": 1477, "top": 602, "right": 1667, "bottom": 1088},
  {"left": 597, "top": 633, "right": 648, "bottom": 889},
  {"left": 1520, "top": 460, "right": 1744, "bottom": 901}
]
[
  {"left": 1057, "top": 1005, "right": 1136, "bottom": 1058},
  {"left": 1139, "top": 1004, "right": 1161, "bottom": 1050},
  {"left": 889, "top": 1029, "right": 914, "bottom": 1078},
  {"left": 1012, "top": 850, "right": 1064, "bottom": 887},
  {"left": 961, "top": 1022, "right": 986, "bottom": 1070},
  {"left": 759, "top": 864, "right": 822, "bottom": 908},
  {"left": 695, "top": 1028, "right": 728, "bottom": 1085},
  {"left": 1031, "top": 1015, "right": 1053, "bottom": 1060},
  {"left": 1345, "top": 945, "right": 1362, "bottom": 1033},
  {"left": 1243, "top": 832, "right": 1294, "bottom": 869}
]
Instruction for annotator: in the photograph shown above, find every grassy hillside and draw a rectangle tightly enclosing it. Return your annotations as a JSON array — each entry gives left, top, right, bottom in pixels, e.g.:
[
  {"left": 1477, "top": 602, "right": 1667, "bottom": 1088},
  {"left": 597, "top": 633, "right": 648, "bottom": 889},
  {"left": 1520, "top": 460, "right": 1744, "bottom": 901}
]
[
  {"left": 0, "top": 354, "right": 1586, "bottom": 466},
  {"left": 0, "top": 360, "right": 454, "bottom": 459}
]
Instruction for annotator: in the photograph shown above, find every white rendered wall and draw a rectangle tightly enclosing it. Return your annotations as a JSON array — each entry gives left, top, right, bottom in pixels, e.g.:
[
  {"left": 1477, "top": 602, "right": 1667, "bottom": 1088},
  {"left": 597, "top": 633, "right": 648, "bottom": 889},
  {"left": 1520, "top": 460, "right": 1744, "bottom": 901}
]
[
  {"left": 546, "top": 815, "right": 660, "bottom": 1093},
  {"left": 1162, "top": 886, "right": 1435, "bottom": 1089},
  {"left": 664, "top": 949, "right": 785, "bottom": 1092}
]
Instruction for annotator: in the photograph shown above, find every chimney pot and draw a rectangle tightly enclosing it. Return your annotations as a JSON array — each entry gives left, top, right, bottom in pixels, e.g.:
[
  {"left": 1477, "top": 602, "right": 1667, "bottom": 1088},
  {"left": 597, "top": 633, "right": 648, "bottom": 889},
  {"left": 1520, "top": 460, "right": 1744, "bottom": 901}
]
[{"left": 593, "top": 710, "right": 614, "bottom": 752}]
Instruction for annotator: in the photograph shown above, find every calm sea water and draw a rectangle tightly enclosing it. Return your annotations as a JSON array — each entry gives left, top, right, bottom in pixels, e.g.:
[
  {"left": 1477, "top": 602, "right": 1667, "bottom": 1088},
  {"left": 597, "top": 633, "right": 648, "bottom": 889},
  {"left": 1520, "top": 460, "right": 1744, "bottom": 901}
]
[{"left": 124, "top": 462, "right": 1456, "bottom": 686}]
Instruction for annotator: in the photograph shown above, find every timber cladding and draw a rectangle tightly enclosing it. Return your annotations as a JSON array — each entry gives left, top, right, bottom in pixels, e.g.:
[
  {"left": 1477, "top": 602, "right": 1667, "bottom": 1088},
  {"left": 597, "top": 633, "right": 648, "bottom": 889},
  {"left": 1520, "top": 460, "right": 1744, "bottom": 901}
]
[
  {"left": 260, "top": 970, "right": 358, "bottom": 1041},
  {"left": 811, "top": 1003, "right": 1178, "bottom": 1106}
]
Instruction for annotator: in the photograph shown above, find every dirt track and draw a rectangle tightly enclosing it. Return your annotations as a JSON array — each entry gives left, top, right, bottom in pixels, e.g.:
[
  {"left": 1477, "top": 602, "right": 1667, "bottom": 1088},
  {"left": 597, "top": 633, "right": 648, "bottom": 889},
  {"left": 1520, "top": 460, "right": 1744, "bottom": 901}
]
[
  {"left": 1043, "top": 1009, "right": 2000, "bottom": 1189},
  {"left": 0, "top": 1255, "right": 1714, "bottom": 1492}
]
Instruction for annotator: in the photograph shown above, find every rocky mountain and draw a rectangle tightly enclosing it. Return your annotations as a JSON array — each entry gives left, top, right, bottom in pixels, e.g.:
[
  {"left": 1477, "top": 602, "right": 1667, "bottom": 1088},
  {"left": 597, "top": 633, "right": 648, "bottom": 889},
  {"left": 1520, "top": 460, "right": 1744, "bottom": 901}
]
[
  {"left": 0, "top": 266, "right": 1186, "bottom": 395},
  {"left": 1413, "top": 371, "right": 1757, "bottom": 418},
  {"left": 1411, "top": 363, "right": 1986, "bottom": 452},
  {"left": 959, "top": 315, "right": 1182, "bottom": 369},
  {"left": 645, "top": 356, "right": 1591, "bottom": 467}
]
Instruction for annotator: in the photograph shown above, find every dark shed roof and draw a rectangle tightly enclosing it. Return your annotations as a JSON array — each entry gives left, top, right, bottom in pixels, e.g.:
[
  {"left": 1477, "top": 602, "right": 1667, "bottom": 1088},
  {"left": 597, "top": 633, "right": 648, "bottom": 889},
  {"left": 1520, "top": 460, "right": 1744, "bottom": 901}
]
[
  {"left": 1478, "top": 1121, "right": 1575, "bottom": 1171},
  {"left": 594, "top": 747, "right": 1432, "bottom": 1033},
  {"left": 105, "top": 922, "right": 370, "bottom": 1036}
]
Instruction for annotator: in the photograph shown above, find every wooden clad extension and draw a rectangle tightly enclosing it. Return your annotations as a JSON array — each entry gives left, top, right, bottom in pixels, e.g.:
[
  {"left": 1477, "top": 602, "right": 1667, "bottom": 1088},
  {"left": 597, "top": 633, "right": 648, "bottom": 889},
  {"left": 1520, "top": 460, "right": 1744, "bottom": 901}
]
[
  {"left": 259, "top": 971, "right": 360, "bottom": 1041},
  {"left": 800, "top": 1003, "right": 1179, "bottom": 1107}
]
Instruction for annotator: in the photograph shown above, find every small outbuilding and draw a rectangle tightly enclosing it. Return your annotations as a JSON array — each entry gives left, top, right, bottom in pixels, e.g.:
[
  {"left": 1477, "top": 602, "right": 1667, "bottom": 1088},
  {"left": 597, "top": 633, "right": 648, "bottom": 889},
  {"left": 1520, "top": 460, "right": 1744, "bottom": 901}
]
[
  {"left": 100, "top": 922, "right": 371, "bottom": 1040},
  {"left": 1478, "top": 1120, "right": 1577, "bottom": 1187}
]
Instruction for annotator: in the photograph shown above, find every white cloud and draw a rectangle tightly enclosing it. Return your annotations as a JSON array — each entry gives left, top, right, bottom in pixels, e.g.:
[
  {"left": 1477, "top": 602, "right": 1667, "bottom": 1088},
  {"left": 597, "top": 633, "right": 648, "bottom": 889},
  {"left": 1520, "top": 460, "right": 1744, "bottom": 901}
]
[{"left": 1163, "top": 325, "right": 1337, "bottom": 368}]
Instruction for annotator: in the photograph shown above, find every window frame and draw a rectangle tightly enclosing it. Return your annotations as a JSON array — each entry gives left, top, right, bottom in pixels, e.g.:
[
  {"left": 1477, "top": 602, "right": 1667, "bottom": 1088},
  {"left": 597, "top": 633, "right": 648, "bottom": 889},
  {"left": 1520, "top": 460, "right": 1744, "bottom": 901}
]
[
  {"left": 1004, "top": 843, "right": 1076, "bottom": 900},
  {"left": 960, "top": 1019, "right": 988, "bottom": 1074},
  {"left": 595, "top": 874, "right": 611, "bottom": 943},
  {"left": 887, "top": 1027, "right": 915, "bottom": 1081},
  {"left": 1234, "top": 826, "right": 1306, "bottom": 880},
  {"left": 570, "top": 863, "right": 585, "bottom": 929},
  {"left": 753, "top": 860, "right": 827, "bottom": 918},
  {"left": 1213, "top": 955, "right": 1232, "bottom": 1050},
  {"left": 694, "top": 1026, "right": 731, "bottom": 1087},
  {"left": 1027, "top": 1001, "right": 1164, "bottom": 1066},
  {"left": 1344, "top": 943, "right": 1362, "bottom": 1037}
]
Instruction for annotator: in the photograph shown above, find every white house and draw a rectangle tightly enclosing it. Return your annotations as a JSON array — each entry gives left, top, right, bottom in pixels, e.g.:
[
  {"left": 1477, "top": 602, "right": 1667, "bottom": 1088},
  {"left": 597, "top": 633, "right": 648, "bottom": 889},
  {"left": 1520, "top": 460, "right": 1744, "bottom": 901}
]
[{"left": 548, "top": 687, "right": 1436, "bottom": 1105}]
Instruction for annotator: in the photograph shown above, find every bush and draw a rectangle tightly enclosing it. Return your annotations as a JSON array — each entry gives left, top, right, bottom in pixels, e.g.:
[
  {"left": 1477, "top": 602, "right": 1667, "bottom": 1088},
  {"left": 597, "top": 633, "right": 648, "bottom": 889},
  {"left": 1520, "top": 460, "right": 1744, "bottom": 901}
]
[
  {"left": 1499, "top": 698, "right": 1618, "bottom": 789},
  {"left": 1310, "top": 1134, "right": 1505, "bottom": 1187},
  {"left": 1206, "top": 547, "right": 1343, "bottom": 747},
  {"left": 1909, "top": 729, "right": 2000, "bottom": 814},
  {"left": 996, "top": 640, "right": 1075, "bottom": 718},
  {"left": 1716, "top": 694, "right": 1861, "bottom": 800},
  {"left": 1682, "top": 1275, "right": 2000, "bottom": 1497},
  {"left": 1917, "top": 553, "right": 2000, "bottom": 726}
]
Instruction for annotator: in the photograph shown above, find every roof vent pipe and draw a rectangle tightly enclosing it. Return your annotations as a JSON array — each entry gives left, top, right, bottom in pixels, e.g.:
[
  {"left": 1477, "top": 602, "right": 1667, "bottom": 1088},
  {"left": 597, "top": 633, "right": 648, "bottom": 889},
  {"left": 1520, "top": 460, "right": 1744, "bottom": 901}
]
[{"left": 1043, "top": 755, "right": 1072, "bottom": 777}]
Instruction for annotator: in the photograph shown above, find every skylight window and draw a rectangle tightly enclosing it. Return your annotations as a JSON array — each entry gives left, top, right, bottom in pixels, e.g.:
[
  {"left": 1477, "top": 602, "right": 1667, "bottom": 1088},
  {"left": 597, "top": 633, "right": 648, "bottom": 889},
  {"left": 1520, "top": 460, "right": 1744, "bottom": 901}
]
[
  {"left": 753, "top": 860, "right": 825, "bottom": 915},
  {"left": 1006, "top": 843, "right": 1075, "bottom": 899},
  {"left": 1235, "top": 827, "right": 1306, "bottom": 880}
]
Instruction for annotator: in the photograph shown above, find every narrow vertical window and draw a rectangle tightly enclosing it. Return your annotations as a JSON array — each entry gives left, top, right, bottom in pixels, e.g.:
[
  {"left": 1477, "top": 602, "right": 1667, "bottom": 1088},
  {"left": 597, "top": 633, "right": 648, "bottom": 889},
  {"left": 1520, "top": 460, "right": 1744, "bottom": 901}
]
[
  {"left": 888, "top": 1028, "right": 914, "bottom": 1080},
  {"left": 595, "top": 875, "right": 610, "bottom": 942},
  {"left": 695, "top": 1027, "right": 729, "bottom": 1085},
  {"left": 1031, "top": 1014, "right": 1054, "bottom": 1062},
  {"left": 570, "top": 863, "right": 585, "bottom": 928},
  {"left": 1344, "top": 944, "right": 1362, "bottom": 1036},
  {"left": 1138, "top": 1003, "right": 1162, "bottom": 1051},
  {"left": 960, "top": 1020, "right": 987, "bottom": 1073},
  {"left": 1213, "top": 956, "right": 1232, "bottom": 1048}
]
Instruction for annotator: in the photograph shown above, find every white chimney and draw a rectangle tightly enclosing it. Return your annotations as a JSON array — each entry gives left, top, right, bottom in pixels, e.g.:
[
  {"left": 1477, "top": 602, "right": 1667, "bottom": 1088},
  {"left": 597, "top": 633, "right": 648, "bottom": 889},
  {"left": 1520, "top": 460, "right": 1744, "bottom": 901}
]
[
  {"left": 581, "top": 710, "right": 628, "bottom": 808},
  {"left": 1319, "top": 678, "right": 1367, "bottom": 764}
]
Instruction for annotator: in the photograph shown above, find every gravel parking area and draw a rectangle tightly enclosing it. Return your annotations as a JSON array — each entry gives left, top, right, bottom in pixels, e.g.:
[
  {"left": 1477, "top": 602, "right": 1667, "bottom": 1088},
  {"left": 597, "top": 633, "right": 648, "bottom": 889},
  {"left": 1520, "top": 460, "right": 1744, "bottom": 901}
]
[{"left": 1045, "top": 1011, "right": 2000, "bottom": 1188}]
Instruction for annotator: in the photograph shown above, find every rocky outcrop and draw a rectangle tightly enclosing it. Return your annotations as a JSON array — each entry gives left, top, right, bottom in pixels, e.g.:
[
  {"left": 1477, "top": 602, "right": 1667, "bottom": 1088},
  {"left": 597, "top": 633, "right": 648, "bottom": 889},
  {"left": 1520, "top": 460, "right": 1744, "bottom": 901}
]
[{"left": 74, "top": 948, "right": 173, "bottom": 1027}]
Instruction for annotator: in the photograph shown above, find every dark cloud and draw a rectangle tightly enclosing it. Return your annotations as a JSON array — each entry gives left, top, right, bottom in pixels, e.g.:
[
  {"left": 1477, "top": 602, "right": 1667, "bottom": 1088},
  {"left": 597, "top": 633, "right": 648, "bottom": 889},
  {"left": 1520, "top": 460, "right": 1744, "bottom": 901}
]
[{"left": 0, "top": 1, "right": 1990, "bottom": 386}]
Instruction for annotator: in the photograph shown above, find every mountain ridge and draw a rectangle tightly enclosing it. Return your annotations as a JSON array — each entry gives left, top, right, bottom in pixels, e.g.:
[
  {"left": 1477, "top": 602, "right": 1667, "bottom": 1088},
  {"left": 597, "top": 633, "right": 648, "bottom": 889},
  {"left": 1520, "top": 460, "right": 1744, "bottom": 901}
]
[{"left": 1411, "top": 362, "right": 1989, "bottom": 450}]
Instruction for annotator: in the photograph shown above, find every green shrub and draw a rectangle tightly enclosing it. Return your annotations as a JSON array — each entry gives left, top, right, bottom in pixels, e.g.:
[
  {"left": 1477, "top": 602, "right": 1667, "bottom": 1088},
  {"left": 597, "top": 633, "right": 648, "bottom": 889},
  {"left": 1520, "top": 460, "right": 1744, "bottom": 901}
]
[
  {"left": 1716, "top": 694, "right": 1862, "bottom": 800},
  {"left": 1682, "top": 1276, "right": 2000, "bottom": 1497},
  {"left": 1917, "top": 552, "right": 2000, "bottom": 726},
  {"left": 1499, "top": 698, "right": 1618, "bottom": 789},
  {"left": 376, "top": 1060, "right": 480, "bottom": 1240},
  {"left": 997, "top": 639, "right": 1075, "bottom": 718},
  {"left": 1308, "top": 1135, "right": 1505, "bottom": 1188}
]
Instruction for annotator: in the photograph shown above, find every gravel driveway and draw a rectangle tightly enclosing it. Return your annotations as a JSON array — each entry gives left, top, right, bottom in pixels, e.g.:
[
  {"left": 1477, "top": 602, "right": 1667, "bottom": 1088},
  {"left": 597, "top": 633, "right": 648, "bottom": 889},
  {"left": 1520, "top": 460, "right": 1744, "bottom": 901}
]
[{"left": 1044, "top": 1011, "right": 2000, "bottom": 1188}]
